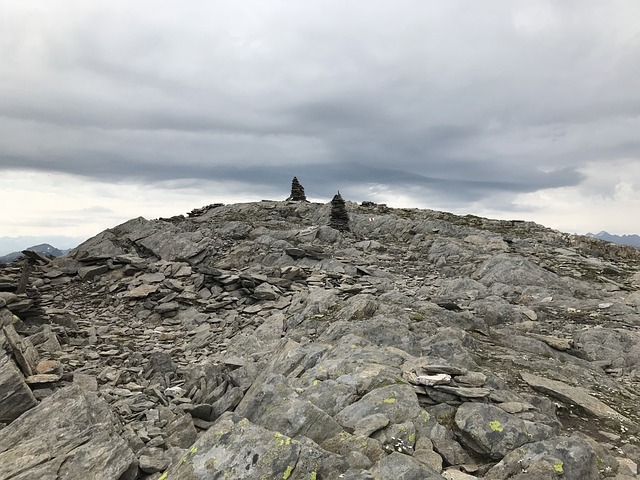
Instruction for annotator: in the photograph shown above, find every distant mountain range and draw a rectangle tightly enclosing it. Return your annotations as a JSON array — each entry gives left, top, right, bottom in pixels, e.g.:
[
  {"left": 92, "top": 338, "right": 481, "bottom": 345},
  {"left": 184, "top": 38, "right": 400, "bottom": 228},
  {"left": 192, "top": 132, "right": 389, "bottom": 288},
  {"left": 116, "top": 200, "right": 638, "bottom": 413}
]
[
  {"left": 0, "top": 235, "right": 84, "bottom": 257},
  {"left": 585, "top": 231, "right": 640, "bottom": 248},
  {"left": 0, "top": 243, "right": 71, "bottom": 264}
]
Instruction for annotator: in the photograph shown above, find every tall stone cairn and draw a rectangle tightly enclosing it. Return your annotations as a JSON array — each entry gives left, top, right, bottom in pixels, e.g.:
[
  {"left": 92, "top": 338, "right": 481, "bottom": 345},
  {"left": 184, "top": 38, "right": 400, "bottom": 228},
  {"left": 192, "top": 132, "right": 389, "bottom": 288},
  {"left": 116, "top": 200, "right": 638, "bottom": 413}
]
[
  {"left": 328, "top": 192, "right": 350, "bottom": 232},
  {"left": 286, "top": 177, "right": 308, "bottom": 201}
]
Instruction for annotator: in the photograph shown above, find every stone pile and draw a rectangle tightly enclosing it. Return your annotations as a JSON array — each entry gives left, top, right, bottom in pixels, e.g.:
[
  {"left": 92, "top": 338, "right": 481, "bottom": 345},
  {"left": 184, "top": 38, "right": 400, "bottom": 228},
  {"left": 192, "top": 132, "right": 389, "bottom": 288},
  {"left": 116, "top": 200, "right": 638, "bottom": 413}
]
[
  {"left": 329, "top": 191, "right": 350, "bottom": 232},
  {"left": 1, "top": 199, "right": 640, "bottom": 479},
  {"left": 287, "top": 176, "right": 308, "bottom": 202}
]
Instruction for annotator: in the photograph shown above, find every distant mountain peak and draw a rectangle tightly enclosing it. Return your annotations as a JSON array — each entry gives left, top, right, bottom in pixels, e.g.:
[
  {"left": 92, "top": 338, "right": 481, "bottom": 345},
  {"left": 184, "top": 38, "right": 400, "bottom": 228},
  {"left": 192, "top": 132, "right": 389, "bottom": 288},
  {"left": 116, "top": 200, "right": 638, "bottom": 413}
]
[
  {"left": 0, "top": 243, "right": 68, "bottom": 264},
  {"left": 585, "top": 231, "right": 640, "bottom": 248}
]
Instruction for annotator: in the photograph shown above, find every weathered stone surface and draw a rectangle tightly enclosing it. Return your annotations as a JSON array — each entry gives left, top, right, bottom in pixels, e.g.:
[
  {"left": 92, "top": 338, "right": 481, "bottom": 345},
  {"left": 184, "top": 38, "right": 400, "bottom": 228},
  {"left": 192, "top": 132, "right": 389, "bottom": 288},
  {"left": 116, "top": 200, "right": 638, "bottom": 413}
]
[
  {"left": 353, "top": 413, "right": 390, "bottom": 437},
  {"left": 165, "top": 414, "right": 198, "bottom": 448},
  {"left": 435, "top": 385, "right": 491, "bottom": 398},
  {"left": 526, "top": 332, "right": 572, "bottom": 351},
  {"left": 4, "top": 198, "right": 640, "bottom": 477},
  {"left": 125, "top": 283, "right": 159, "bottom": 298},
  {"left": 454, "top": 402, "right": 534, "bottom": 460},
  {"left": 78, "top": 264, "right": 109, "bottom": 280},
  {"left": 336, "top": 384, "right": 422, "bottom": 430},
  {"left": 210, "top": 385, "right": 244, "bottom": 420},
  {"left": 320, "top": 431, "right": 386, "bottom": 464},
  {"left": 253, "top": 282, "right": 280, "bottom": 300},
  {"left": 3, "top": 325, "right": 39, "bottom": 378},
  {"left": 485, "top": 433, "right": 603, "bottom": 480},
  {"left": 236, "top": 373, "right": 342, "bottom": 444},
  {"left": 163, "top": 412, "right": 348, "bottom": 479},
  {"left": 474, "top": 253, "right": 564, "bottom": 288},
  {"left": 0, "top": 354, "right": 37, "bottom": 423},
  {"left": 0, "top": 384, "right": 135, "bottom": 480},
  {"left": 574, "top": 327, "right": 640, "bottom": 367},
  {"left": 371, "top": 452, "right": 442, "bottom": 479},
  {"left": 520, "top": 372, "right": 632, "bottom": 426},
  {"left": 139, "top": 452, "right": 170, "bottom": 473}
]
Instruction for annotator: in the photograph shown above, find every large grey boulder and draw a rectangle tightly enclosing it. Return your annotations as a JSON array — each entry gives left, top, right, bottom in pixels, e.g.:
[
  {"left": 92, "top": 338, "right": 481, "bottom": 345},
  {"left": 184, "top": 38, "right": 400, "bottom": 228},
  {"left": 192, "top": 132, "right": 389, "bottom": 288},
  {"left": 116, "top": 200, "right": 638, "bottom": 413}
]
[
  {"left": 0, "top": 384, "right": 135, "bottom": 480},
  {"left": 137, "top": 228, "right": 208, "bottom": 262},
  {"left": 72, "top": 216, "right": 151, "bottom": 260},
  {"left": 320, "top": 318, "right": 421, "bottom": 356},
  {"left": 474, "top": 253, "right": 563, "bottom": 288},
  {"left": 295, "top": 334, "right": 407, "bottom": 396},
  {"left": 336, "top": 384, "right": 422, "bottom": 431},
  {"left": 484, "top": 433, "right": 605, "bottom": 480},
  {"left": 0, "top": 354, "right": 37, "bottom": 423},
  {"left": 235, "top": 373, "right": 343, "bottom": 444},
  {"left": 370, "top": 451, "right": 442, "bottom": 479},
  {"left": 454, "top": 403, "right": 532, "bottom": 460},
  {"left": 574, "top": 327, "right": 640, "bottom": 368},
  {"left": 162, "top": 412, "right": 348, "bottom": 479},
  {"left": 520, "top": 372, "right": 633, "bottom": 428}
]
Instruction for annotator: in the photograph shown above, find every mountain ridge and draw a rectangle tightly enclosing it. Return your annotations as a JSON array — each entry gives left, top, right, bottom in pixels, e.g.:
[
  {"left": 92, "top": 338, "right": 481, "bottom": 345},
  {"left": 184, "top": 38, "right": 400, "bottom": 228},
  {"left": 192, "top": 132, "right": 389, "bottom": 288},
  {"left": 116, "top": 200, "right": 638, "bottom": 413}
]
[
  {"left": 586, "top": 231, "right": 640, "bottom": 248},
  {"left": 0, "top": 243, "right": 70, "bottom": 264},
  {"left": 1, "top": 198, "right": 640, "bottom": 479},
  {"left": 0, "top": 235, "right": 85, "bottom": 257}
]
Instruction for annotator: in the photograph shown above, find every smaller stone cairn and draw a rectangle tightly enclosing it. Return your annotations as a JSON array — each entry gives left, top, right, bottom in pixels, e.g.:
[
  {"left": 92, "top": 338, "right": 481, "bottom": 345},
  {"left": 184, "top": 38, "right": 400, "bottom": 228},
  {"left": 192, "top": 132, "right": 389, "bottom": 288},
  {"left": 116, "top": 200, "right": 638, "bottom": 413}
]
[
  {"left": 329, "top": 191, "right": 350, "bottom": 232},
  {"left": 286, "top": 177, "right": 308, "bottom": 202}
]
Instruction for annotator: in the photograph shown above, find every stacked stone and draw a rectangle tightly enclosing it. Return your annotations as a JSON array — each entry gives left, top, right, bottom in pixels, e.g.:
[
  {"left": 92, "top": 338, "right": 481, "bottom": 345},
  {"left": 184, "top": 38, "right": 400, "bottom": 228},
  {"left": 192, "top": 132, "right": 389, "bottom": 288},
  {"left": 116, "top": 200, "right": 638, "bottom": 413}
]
[
  {"left": 329, "top": 192, "right": 350, "bottom": 232},
  {"left": 286, "top": 177, "right": 308, "bottom": 202}
]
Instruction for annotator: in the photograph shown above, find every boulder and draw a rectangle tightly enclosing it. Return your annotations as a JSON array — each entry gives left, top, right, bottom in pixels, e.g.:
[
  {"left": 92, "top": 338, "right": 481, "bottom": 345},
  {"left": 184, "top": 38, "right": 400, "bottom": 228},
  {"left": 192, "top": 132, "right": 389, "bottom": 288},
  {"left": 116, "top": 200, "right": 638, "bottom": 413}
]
[
  {"left": 0, "top": 354, "right": 37, "bottom": 423},
  {"left": 162, "top": 412, "right": 348, "bottom": 479},
  {"left": 485, "top": 433, "right": 604, "bottom": 480},
  {"left": 0, "top": 384, "right": 135, "bottom": 480},
  {"left": 336, "top": 384, "right": 422, "bottom": 431},
  {"left": 371, "top": 451, "right": 442, "bottom": 479},
  {"left": 454, "top": 402, "right": 533, "bottom": 460},
  {"left": 520, "top": 372, "right": 633, "bottom": 428},
  {"left": 235, "top": 373, "right": 342, "bottom": 444}
]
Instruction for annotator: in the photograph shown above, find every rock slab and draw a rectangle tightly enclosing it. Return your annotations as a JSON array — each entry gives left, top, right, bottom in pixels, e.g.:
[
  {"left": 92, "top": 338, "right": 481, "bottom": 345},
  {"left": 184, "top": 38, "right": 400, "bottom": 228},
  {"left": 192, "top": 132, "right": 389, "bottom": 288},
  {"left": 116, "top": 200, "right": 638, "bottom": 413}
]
[{"left": 0, "top": 384, "right": 135, "bottom": 480}]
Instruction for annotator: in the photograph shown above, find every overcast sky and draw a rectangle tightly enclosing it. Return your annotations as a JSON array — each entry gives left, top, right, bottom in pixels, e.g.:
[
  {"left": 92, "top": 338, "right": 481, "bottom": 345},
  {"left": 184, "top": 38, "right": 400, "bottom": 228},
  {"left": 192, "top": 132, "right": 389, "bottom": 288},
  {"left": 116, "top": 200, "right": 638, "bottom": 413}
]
[{"left": 1, "top": 1, "right": 640, "bottom": 251}]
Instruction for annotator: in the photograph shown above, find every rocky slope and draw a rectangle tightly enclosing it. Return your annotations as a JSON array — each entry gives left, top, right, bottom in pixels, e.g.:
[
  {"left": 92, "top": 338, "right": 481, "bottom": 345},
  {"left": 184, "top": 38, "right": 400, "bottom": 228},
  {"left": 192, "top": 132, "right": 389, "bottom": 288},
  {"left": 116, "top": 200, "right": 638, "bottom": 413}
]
[{"left": 1, "top": 199, "right": 640, "bottom": 479}]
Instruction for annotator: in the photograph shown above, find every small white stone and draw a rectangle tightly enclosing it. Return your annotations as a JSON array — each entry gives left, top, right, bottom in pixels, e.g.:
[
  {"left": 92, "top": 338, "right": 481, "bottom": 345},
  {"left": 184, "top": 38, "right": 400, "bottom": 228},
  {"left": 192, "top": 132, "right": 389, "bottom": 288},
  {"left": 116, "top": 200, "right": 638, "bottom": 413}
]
[{"left": 164, "top": 386, "right": 186, "bottom": 398}]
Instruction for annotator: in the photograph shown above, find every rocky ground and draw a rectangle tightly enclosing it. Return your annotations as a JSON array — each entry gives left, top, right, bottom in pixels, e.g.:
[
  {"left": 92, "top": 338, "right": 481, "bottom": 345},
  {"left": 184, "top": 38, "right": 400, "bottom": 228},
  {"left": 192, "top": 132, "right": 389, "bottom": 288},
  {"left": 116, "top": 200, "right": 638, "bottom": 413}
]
[{"left": 2, "top": 199, "right": 640, "bottom": 479}]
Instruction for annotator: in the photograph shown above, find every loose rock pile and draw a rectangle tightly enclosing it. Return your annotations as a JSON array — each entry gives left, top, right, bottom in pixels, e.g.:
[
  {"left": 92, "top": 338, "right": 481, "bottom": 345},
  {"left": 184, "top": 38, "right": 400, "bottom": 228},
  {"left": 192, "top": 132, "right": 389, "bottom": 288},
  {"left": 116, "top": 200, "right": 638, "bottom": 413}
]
[
  {"left": 287, "top": 176, "right": 308, "bottom": 202},
  {"left": 1, "top": 198, "right": 640, "bottom": 479},
  {"left": 329, "top": 191, "right": 350, "bottom": 232}
]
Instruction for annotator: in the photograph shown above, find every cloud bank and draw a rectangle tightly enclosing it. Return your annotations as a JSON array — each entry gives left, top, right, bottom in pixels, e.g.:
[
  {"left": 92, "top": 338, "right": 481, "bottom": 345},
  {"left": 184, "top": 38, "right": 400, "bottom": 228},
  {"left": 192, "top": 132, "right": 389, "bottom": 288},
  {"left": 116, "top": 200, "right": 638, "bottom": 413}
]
[{"left": 1, "top": 1, "right": 640, "bottom": 237}]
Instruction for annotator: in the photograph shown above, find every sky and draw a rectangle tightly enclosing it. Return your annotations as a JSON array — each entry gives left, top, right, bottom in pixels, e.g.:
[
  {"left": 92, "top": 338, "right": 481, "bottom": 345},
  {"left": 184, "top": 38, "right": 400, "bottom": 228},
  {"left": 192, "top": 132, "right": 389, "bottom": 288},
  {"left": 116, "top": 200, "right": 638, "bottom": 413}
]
[{"left": 1, "top": 1, "right": 640, "bottom": 253}]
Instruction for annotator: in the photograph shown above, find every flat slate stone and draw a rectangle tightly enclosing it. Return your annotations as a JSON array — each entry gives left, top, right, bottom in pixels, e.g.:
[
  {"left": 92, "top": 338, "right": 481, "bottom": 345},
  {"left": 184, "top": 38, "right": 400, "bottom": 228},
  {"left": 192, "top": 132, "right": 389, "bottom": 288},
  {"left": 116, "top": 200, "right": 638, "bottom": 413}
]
[
  {"left": 125, "top": 284, "right": 159, "bottom": 298},
  {"left": 520, "top": 372, "right": 633, "bottom": 426},
  {"left": 0, "top": 354, "right": 37, "bottom": 423},
  {"left": 435, "top": 386, "right": 491, "bottom": 398}
]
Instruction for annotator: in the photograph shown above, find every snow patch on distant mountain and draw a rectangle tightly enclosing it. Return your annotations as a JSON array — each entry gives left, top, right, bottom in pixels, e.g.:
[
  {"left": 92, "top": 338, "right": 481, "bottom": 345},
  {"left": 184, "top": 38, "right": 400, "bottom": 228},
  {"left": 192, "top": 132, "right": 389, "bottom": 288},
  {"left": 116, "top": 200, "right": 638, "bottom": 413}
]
[
  {"left": 0, "top": 243, "right": 71, "bottom": 264},
  {"left": 0, "top": 236, "right": 84, "bottom": 257}
]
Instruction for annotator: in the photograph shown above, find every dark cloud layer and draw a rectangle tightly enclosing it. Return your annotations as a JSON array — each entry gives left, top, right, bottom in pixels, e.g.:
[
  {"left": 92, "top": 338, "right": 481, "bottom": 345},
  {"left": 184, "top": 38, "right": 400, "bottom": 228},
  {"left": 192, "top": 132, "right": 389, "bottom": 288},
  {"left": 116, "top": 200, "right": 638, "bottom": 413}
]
[{"left": 1, "top": 1, "right": 639, "bottom": 218}]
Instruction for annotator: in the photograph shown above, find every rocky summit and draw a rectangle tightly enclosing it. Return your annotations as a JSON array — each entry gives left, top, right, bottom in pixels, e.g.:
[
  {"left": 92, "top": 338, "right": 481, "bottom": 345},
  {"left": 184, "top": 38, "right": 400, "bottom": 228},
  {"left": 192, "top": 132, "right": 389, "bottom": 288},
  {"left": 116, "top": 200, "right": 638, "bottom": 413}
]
[{"left": 2, "top": 199, "right": 640, "bottom": 480}]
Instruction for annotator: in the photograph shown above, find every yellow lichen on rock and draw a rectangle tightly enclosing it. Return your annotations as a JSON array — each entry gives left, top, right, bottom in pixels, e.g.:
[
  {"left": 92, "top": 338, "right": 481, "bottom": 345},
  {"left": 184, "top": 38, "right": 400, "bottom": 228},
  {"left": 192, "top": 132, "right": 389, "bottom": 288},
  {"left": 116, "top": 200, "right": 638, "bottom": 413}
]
[
  {"left": 553, "top": 460, "right": 564, "bottom": 473},
  {"left": 489, "top": 421, "right": 503, "bottom": 432}
]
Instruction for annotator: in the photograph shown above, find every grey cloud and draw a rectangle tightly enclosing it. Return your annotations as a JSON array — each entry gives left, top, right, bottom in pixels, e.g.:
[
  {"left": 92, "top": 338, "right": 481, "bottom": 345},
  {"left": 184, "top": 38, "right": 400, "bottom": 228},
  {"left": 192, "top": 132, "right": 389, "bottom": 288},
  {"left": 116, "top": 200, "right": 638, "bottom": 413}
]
[{"left": 0, "top": 0, "right": 639, "bottom": 219}]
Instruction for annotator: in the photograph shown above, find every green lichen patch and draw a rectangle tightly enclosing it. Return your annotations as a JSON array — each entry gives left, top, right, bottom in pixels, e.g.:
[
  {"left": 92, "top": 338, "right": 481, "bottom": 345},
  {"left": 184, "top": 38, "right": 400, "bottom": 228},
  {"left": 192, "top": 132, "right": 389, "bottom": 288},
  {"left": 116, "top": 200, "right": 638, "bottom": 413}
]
[
  {"left": 489, "top": 420, "right": 504, "bottom": 432},
  {"left": 553, "top": 460, "right": 564, "bottom": 473},
  {"left": 283, "top": 465, "right": 294, "bottom": 479}
]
